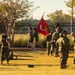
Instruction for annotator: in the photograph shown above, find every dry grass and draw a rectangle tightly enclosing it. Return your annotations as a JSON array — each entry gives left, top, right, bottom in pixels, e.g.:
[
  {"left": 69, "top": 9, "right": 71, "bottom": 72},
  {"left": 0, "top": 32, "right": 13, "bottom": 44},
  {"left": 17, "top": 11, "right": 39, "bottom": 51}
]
[
  {"left": 13, "top": 33, "right": 74, "bottom": 47},
  {"left": 13, "top": 34, "right": 30, "bottom": 47},
  {"left": 0, "top": 34, "right": 75, "bottom": 75},
  {"left": 0, "top": 50, "right": 75, "bottom": 75},
  {"left": 0, "top": 33, "right": 74, "bottom": 47},
  {"left": 14, "top": 34, "right": 30, "bottom": 41},
  {"left": 13, "top": 33, "right": 46, "bottom": 47},
  {"left": 67, "top": 34, "right": 74, "bottom": 46}
]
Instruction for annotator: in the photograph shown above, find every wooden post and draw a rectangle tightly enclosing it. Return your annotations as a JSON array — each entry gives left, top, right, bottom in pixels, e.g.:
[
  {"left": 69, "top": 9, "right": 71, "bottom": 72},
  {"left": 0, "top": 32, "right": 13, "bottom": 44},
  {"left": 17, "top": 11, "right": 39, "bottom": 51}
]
[{"left": 71, "top": 0, "right": 74, "bottom": 33}]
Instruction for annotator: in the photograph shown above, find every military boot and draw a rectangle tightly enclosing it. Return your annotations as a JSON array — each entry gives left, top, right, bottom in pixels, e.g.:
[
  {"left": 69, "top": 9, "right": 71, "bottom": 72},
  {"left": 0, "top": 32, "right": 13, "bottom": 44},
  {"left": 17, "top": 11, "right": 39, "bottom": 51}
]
[{"left": 7, "top": 61, "right": 9, "bottom": 64}]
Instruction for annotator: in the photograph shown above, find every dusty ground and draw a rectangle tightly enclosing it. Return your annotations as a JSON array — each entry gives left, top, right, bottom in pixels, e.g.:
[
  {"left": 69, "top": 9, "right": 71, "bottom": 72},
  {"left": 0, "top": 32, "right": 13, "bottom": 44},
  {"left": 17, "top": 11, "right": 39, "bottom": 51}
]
[{"left": 0, "top": 50, "right": 75, "bottom": 75}]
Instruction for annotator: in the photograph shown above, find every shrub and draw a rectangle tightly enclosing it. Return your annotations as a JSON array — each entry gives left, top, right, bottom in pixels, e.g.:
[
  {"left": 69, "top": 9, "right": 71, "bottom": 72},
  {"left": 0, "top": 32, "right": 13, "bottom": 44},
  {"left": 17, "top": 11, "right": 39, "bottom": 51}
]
[{"left": 13, "top": 34, "right": 29, "bottom": 47}]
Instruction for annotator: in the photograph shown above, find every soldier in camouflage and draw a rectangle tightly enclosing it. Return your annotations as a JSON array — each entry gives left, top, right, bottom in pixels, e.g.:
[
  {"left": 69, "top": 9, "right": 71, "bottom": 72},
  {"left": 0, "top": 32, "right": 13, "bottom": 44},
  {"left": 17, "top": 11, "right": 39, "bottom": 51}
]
[
  {"left": 46, "top": 33, "right": 52, "bottom": 56},
  {"left": 0, "top": 34, "right": 10, "bottom": 64},
  {"left": 51, "top": 27, "right": 60, "bottom": 57},
  {"left": 56, "top": 33, "right": 65, "bottom": 68},
  {"left": 62, "top": 30, "right": 70, "bottom": 68},
  {"left": 56, "top": 30, "right": 70, "bottom": 69}
]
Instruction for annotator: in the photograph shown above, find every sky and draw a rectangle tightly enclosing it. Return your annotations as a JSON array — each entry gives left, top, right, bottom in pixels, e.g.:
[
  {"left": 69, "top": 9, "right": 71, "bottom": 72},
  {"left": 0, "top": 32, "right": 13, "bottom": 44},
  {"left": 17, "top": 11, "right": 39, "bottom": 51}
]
[{"left": 29, "top": 0, "right": 70, "bottom": 20}]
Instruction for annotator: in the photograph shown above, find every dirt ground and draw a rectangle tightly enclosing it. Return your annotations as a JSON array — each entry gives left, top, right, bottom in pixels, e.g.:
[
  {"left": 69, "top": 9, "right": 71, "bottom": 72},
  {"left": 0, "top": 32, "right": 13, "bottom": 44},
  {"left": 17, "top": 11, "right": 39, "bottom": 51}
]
[{"left": 0, "top": 50, "right": 75, "bottom": 75}]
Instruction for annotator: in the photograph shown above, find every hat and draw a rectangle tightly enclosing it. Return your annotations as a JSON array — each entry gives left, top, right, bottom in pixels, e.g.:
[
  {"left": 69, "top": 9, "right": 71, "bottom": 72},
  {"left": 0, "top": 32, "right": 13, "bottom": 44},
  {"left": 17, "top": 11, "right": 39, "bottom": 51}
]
[
  {"left": 62, "top": 30, "right": 67, "bottom": 35},
  {"left": 2, "top": 34, "right": 7, "bottom": 39}
]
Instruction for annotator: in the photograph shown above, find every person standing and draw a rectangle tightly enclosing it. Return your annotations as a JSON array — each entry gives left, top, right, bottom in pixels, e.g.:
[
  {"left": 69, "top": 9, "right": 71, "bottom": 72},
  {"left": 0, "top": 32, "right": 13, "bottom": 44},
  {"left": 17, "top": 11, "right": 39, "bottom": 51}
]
[
  {"left": 0, "top": 34, "right": 10, "bottom": 64},
  {"left": 56, "top": 30, "right": 70, "bottom": 69},
  {"left": 51, "top": 27, "right": 60, "bottom": 57},
  {"left": 56, "top": 33, "right": 65, "bottom": 68},
  {"left": 46, "top": 33, "right": 52, "bottom": 56},
  {"left": 71, "top": 32, "right": 75, "bottom": 64},
  {"left": 62, "top": 30, "right": 70, "bottom": 68}
]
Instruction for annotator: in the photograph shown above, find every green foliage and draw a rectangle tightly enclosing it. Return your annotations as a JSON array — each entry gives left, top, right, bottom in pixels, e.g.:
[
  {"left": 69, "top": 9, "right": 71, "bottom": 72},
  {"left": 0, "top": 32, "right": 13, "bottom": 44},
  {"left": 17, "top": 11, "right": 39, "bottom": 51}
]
[
  {"left": 0, "top": 0, "right": 34, "bottom": 20},
  {"left": 0, "top": 0, "right": 37, "bottom": 44},
  {"left": 65, "top": 0, "right": 75, "bottom": 15},
  {"left": 47, "top": 10, "right": 71, "bottom": 24},
  {"left": 66, "top": 0, "right": 75, "bottom": 8}
]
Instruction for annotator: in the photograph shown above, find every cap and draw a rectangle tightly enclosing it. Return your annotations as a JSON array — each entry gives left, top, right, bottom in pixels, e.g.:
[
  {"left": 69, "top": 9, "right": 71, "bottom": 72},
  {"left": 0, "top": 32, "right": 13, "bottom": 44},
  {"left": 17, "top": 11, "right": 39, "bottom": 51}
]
[
  {"left": 2, "top": 34, "right": 7, "bottom": 39},
  {"left": 62, "top": 30, "right": 67, "bottom": 35}
]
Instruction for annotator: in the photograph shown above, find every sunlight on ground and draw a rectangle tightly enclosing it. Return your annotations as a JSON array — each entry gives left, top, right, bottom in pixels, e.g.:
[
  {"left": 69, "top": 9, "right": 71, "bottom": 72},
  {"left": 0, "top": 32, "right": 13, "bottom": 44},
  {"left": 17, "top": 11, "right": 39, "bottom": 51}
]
[{"left": 0, "top": 50, "right": 75, "bottom": 75}]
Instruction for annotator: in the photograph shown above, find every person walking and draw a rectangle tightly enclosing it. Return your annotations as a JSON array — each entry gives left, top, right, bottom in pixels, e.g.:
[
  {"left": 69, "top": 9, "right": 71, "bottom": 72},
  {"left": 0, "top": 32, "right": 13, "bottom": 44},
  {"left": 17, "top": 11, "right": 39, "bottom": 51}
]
[{"left": 27, "top": 27, "right": 35, "bottom": 50}]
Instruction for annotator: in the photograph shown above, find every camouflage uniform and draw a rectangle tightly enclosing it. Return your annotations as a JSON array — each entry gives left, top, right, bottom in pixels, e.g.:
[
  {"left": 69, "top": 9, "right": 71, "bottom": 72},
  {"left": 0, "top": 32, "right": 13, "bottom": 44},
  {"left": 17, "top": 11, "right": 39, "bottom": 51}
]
[
  {"left": 28, "top": 27, "right": 35, "bottom": 50},
  {"left": 51, "top": 27, "right": 60, "bottom": 56},
  {"left": 57, "top": 30, "right": 70, "bottom": 68},
  {"left": 0, "top": 34, "right": 10, "bottom": 64},
  {"left": 62, "top": 31, "right": 70, "bottom": 68},
  {"left": 71, "top": 32, "right": 75, "bottom": 64},
  {"left": 56, "top": 33, "right": 65, "bottom": 68},
  {"left": 46, "top": 33, "right": 52, "bottom": 55},
  {"left": 33, "top": 28, "right": 38, "bottom": 49},
  {"left": 34, "top": 28, "right": 38, "bottom": 42},
  {"left": 29, "top": 27, "right": 34, "bottom": 43}
]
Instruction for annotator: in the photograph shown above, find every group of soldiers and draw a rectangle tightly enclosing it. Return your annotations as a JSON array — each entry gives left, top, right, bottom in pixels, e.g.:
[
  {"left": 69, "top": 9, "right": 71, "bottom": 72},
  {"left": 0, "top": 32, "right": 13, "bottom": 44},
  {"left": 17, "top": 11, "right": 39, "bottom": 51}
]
[
  {"left": 28, "top": 24, "right": 72, "bottom": 69},
  {"left": 27, "top": 24, "right": 71, "bottom": 69},
  {"left": 0, "top": 27, "right": 39, "bottom": 65},
  {"left": 0, "top": 24, "right": 74, "bottom": 69},
  {"left": 46, "top": 23, "right": 71, "bottom": 69}
]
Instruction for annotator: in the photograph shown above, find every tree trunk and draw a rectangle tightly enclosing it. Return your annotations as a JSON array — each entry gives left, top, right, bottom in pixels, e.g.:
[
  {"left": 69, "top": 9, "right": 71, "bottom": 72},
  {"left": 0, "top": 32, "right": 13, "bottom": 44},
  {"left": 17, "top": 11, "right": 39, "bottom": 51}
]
[{"left": 11, "top": 20, "right": 16, "bottom": 47}]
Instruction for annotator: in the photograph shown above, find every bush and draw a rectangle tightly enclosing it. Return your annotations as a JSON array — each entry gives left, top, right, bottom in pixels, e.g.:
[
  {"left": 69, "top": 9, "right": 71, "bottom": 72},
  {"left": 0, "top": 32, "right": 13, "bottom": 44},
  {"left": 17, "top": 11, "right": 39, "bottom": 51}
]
[
  {"left": 13, "top": 34, "right": 29, "bottom": 47},
  {"left": 0, "top": 33, "right": 73, "bottom": 48},
  {"left": 13, "top": 33, "right": 47, "bottom": 48}
]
